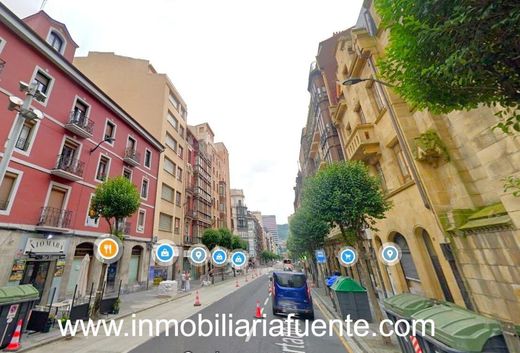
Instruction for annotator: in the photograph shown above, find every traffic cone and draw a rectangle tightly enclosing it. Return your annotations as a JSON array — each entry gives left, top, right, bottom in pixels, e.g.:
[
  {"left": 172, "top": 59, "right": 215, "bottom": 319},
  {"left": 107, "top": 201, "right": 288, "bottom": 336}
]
[
  {"left": 4, "top": 319, "right": 22, "bottom": 351},
  {"left": 193, "top": 291, "right": 202, "bottom": 306},
  {"left": 236, "top": 279, "right": 240, "bottom": 288},
  {"left": 254, "top": 300, "right": 264, "bottom": 319},
  {"left": 268, "top": 282, "right": 272, "bottom": 294}
]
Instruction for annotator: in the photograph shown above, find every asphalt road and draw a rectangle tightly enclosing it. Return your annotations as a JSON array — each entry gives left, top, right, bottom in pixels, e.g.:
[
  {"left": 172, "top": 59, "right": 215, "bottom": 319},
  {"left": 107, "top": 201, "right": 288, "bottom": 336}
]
[{"left": 130, "top": 273, "right": 349, "bottom": 353}]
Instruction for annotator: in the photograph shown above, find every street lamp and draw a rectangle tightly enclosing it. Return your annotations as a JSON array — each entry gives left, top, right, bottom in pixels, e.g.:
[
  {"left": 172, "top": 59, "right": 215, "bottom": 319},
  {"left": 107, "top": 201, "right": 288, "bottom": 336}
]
[
  {"left": 89, "top": 136, "right": 115, "bottom": 154},
  {"left": 342, "top": 77, "right": 394, "bottom": 87},
  {"left": 0, "top": 81, "right": 47, "bottom": 187}
]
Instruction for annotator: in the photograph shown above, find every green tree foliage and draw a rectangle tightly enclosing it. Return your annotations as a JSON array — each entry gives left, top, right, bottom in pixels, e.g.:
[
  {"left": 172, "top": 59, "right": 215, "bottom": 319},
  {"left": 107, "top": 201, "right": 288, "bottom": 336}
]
[
  {"left": 231, "top": 235, "right": 248, "bottom": 250},
  {"left": 202, "top": 228, "right": 221, "bottom": 250},
  {"left": 202, "top": 228, "right": 247, "bottom": 250},
  {"left": 302, "top": 161, "right": 390, "bottom": 244},
  {"left": 288, "top": 207, "right": 329, "bottom": 258},
  {"left": 91, "top": 176, "right": 141, "bottom": 238},
  {"left": 375, "top": 0, "right": 520, "bottom": 133},
  {"left": 260, "top": 250, "right": 281, "bottom": 262}
]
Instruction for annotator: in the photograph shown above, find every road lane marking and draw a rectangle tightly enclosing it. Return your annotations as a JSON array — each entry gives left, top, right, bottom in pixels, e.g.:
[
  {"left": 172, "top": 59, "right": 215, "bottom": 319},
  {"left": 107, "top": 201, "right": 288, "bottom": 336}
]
[
  {"left": 264, "top": 297, "right": 269, "bottom": 306},
  {"left": 314, "top": 300, "right": 354, "bottom": 353}
]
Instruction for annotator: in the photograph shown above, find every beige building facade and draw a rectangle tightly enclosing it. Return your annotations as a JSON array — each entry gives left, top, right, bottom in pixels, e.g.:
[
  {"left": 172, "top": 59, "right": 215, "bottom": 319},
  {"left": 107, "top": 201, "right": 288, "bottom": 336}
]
[
  {"left": 74, "top": 52, "right": 189, "bottom": 278},
  {"left": 327, "top": 1, "right": 520, "bottom": 325}
]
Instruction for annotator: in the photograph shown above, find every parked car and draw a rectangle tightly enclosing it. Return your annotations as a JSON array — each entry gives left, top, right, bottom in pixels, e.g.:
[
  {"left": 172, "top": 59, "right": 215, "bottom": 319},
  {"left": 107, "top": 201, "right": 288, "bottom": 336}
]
[{"left": 271, "top": 271, "right": 314, "bottom": 320}]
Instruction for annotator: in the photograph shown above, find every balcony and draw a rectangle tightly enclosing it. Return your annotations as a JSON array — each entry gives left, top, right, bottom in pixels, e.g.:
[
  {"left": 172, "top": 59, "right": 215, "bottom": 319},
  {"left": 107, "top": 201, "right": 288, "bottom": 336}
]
[
  {"left": 64, "top": 111, "right": 94, "bottom": 138},
  {"left": 185, "top": 209, "right": 197, "bottom": 219},
  {"left": 51, "top": 154, "right": 85, "bottom": 181},
  {"left": 36, "top": 207, "right": 72, "bottom": 232},
  {"left": 194, "top": 188, "right": 212, "bottom": 204},
  {"left": 344, "top": 123, "right": 380, "bottom": 162},
  {"left": 184, "top": 235, "right": 193, "bottom": 244},
  {"left": 194, "top": 164, "right": 211, "bottom": 182},
  {"left": 123, "top": 147, "right": 140, "bottom": 167},
  {"left": 124, "top": 222, "right": 132, "bottom": 234},
  {"left": 0, "top": 58, "right": 5, "bottom": 74}
]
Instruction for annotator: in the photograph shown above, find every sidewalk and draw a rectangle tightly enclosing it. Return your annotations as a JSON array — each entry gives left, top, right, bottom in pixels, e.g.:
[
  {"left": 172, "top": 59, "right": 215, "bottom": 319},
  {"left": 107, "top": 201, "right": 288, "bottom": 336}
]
[
  {"left": 312, "top": 286, "right": 401, "bottom": 353},
  {"left": 18, "top": 272, "right": 243, "bottom": 352}
]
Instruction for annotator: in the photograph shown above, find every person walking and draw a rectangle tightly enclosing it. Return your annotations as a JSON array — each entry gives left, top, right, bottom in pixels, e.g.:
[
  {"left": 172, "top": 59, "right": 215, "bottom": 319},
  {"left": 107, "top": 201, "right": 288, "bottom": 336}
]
[
  {"left": 185, "top": 271, "right": 191, "bottom": 291},
  {"left": 181, "top": 271, "right": 186, "bottom": 292}
]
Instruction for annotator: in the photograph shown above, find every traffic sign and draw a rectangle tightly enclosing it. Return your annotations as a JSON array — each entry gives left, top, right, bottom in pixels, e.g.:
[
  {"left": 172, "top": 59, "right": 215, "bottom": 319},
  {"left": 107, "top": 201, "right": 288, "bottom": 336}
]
[
  {"left": 211, "top": 247, "right": 228, "bottom": 267},
  {"left": 338, "top": 246, "right": 358, "bottom": 267},
  {"left": 230, "top": 250, "right": 248, "bottom": 269},
  {"left": 6, "top": 304, "right": 18, "bottom": 323},
  {"left": 379, "top": 243, "right": 402, "bottom": 266},
  {"left": 188, "top": 245, "right": 209, "bottom": 266},
  {"left": 315, "top": 249, "right": 326, "bottom": 264}
]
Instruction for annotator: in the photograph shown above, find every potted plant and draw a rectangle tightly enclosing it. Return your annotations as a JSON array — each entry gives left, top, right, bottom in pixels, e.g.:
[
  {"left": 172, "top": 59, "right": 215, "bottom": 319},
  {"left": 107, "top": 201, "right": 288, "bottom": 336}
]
[
  {"left": 111, "top": 298, "right": 121, "bottom": 315},
  {"left": 43, "top": 314, "right": 55, "bottom": 332},
  {"left": 59, "top": 315, "right": 69, "bottom": 327}
]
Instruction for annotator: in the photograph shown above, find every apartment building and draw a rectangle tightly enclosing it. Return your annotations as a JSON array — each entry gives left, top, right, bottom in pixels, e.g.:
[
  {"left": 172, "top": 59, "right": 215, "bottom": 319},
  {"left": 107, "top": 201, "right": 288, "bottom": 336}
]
[
  {"left": 0, "top": 7, "right": 163, "bottom": 302},
  {"left": 74, "top": 52, "right": 189, "bottom": 280}
]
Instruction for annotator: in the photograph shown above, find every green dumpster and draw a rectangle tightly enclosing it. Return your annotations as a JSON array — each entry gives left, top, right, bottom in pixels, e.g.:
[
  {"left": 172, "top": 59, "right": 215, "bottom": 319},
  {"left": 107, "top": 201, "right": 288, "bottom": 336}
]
[
  {"left": 411, "top": 303, "right": 509, "bottom": 353},
  {"left": 330, "top": 277, "right": 372, "bottom": 322},
  {"left": 383, "top": 293, "right": 435, "bottom": 353},
  {"left": 0, "top": 284, "right": 39, "bottom": 349}
]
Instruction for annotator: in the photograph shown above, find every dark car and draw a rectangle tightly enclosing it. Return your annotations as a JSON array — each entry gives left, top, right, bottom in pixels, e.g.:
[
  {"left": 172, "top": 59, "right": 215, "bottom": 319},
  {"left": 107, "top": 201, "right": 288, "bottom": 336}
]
[{"left": 271, "top": 271, "right": 314, "bottom": 320}]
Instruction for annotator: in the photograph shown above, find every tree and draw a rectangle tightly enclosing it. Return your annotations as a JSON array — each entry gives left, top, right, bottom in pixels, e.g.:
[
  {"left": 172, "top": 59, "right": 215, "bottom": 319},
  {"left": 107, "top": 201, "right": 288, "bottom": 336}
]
[
  {"left": 91, "top": 176, "right": 141, "bottom": 239},
  {"left": 89, "top": 176, "right": 140, "bottom": 317},
  {"left": 288, "top": 206, "right": 329, "bottom": 285},
  {"left": 201, "top": 228, "right": 220, "bottom": 250},
  {"left": 302, "top": 161, "right": 391, "bottom": 340},
  {"left": 375, "top": 0, "right": 520, "bottom": 133},
  {"left": 260, "top": 250, "right": 281, "bottom": 263},
  {"left": 231, "top": 235, "right": 248, "bottom": 250},
  {"left": 217, "top": 228, "right": 233, "bottom": 249}
]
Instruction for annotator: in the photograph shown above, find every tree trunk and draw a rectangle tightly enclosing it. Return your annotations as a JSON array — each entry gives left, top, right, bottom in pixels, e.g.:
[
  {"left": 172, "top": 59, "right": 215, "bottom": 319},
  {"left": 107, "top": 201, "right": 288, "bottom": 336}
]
[
  {"left": 92, "top": 263, "right": 108, "bottom": 319},
  {"left": 356, "top": 237, "right": 391, "bottom": 345}
]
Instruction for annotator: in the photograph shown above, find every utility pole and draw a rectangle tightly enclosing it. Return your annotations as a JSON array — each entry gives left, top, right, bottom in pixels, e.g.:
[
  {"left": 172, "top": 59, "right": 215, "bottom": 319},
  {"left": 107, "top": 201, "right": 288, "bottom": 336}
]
[{"left": 0, "top": 81, "right": 46, "bottom": 187}]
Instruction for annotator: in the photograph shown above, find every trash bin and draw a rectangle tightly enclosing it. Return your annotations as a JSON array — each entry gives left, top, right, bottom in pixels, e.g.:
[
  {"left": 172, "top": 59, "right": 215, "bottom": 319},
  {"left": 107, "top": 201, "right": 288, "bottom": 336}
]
[
  {"left": 383, "top": 293, "right": 435, "bottom": 353},
  {"left": 411, "top": 303, "right": 510, "bottom": 353},
  {"left": 0, "top": 284, "right": 39, "bottom": 349},
  {"left": 330, "top": 277, "right": 372, "bottom": 322}
]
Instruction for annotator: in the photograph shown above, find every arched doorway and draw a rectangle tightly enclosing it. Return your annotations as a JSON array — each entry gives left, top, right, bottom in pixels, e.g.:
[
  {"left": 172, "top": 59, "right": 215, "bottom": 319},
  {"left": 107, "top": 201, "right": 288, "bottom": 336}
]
[
  {"left": 128, "top": 245, "right": 143, "bottom": 285},
  {"left": 67, "top": 242, "right": 94, "bottom": 295},
  {"left": 419, "top": 229, "right": 454, "bottom": 302},
  {"left": 393, "top": 233, "right": 421, "bottom": 294}
]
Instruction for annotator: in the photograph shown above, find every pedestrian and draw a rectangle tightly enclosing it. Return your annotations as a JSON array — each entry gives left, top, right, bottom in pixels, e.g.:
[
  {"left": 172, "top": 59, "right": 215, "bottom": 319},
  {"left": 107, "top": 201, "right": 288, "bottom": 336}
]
[
  {"left": 185, "top": 271, "right": 191, "bottom": 291},
  {"left": 181, "top": 271, "right": 186, "bottom": 292}
]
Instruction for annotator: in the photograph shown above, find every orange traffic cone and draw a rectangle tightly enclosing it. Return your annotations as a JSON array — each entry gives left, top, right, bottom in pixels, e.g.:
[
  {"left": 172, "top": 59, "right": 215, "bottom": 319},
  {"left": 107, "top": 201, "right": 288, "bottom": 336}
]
[
  {"left": 193, "top": 291, "right": 202, "bottom": 306},
  {"left": 4, "top": 319, "right": 22, "bottom": 351},
  {"left": 236, "top": 279, "right": 240, "bottom": 288},
  {"left": 268, "top": 283, "right": 272, "bottom": 294},
  {"left": 254, "top": 300, "right": 264, "bottom": 319}
]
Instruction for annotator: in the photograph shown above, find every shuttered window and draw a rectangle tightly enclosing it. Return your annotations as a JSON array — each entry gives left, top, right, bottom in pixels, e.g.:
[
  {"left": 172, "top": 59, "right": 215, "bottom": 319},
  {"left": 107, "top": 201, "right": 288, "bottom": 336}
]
[
  {"left": 159, "top": 213, "right": 173, "bottom": 231},
  {"left": 0, "top": 172, "right": 17, "bottom": 210},
  {"left": 161, "top": 184, "right": 174, "bottom": 203},
  {"left": 394, "top": 234, "right": 420, "bottom": 281},
  {"left": 164, "top": 157, "right": 176, "bottom": 175}
]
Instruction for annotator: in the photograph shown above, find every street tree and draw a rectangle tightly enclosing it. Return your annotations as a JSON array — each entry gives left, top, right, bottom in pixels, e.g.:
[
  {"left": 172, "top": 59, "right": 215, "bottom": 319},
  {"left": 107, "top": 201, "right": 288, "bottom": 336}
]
[
  {"left": 302, "top": 161, "right": 391, "bottom": 338},
  {"left": 288, "top": 206, "right": 329, "bottom": 286},
  {"left": 375, "top": 0, "right": 520, "bottom": 133},
  {"left": 89, "top": 176, "right": 141, "bottom": 317}
]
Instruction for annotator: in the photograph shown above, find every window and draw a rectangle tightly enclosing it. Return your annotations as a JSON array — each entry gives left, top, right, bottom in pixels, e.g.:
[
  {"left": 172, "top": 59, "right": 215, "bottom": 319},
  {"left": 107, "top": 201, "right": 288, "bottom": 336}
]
[
  {"left": 169, "top": 92, "right": 179, "bottom": 109},
  {"left": 178, "top": 146, "right": 184, "bottom": 159},
  {"left": 355, "top": 104, "right": 367, "bottom": 124},
  {"left": 165, "top": 133, "right": 177, "bottom": 152},
  {"left": 369, "top": 81, "right": 385, "bottom": 113},
  {"left": 72, "top": 99, "right": 88, "bottom": 121},
  {"left": 137, "top": 210, "right": 146, "bottom": 232},
  {"left": 33, "top": 71, "right": 51, "bottom": 95},
  {"left": 123, "top": 168, "right": 132, "bottom": 180},
  {"left": 96, "top": 156, "right": 110, "bottom": 181},
  {"left": 175, "top": 191, "right": 181, "bottom": 206},
  {"left": 174, "top": 217, "right": 181, "bottom": 235},
  {"left": 393, "top": 143, "right": 411, "bottom": 182},
  {"left": 104, "top": 120, "right": 116, "bottom": 142},
  {"left": 374, "top": 162, "right": 387, "bottom": 191},
  {"left": 48, "top": 31, "right": 64, "bottom": 53},
  {"left": 0, "top": 171, "right": 19, "bottom": 212},
  {"left": 0, "top": 37, "right": 6, "bottom": 54},
  {"left": 15, "top": 120, "right": 36, "bottom": 152},
  {"left": 179, "top": 126, "right": 185, "bottom": 139},
  {"left": 177, "top": 167, "right": 183, "bottom": 181},
  {"left": 85, "top": 194, "right": 99, "bottom": 227},
  {"left": 163, "top": 157, "right": 176, "bottom": 175},
  {"left": 141, "top": 179, "right": 149, "bottom": 199},
  {"left": 144, "top": 150, "right": 152, "bottom": 168},
  {"left": 161, "top": 183, "right": 174, "bottom": 203},
  {"left": 167, "top": 112, "right": 178, "bottom": 130},
  {"left": 159, "top": 213, "right": 173, "bottom": 231},
  {"left": 127, "top": 136, "right": 136, "bottom": 151},
  {"left": 58, "top": 138, "right": 80, "bottom": 169}
]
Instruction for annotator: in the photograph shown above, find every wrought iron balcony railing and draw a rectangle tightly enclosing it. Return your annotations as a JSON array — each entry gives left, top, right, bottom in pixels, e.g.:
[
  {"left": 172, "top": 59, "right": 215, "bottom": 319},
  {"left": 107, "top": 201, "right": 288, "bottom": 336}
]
[{"left": 37, "top": 206, "right": 72, "bottom": 229}]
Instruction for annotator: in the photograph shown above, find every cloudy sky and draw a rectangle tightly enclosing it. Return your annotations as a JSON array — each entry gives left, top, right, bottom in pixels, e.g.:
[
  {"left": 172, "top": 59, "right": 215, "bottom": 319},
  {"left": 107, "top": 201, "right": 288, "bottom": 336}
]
[{"left": 2, "top": 0, "right": 363, "bottom": 224}]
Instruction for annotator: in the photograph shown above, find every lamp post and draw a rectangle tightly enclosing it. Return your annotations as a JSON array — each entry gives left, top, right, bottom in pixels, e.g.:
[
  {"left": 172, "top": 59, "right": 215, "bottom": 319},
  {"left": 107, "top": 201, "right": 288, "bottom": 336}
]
[
  {"left": 0, "top": 81, "right": 46, "bottom": 187},
  {"left": 90, "top": 137, "right": 115, "bottom": 154}
]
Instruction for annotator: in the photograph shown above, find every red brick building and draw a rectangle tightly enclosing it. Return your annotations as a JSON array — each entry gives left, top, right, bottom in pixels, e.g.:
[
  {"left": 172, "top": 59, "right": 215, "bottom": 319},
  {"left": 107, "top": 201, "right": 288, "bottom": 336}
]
[{"left": 0, "top": 5, "right": 163, "bottom": 303}]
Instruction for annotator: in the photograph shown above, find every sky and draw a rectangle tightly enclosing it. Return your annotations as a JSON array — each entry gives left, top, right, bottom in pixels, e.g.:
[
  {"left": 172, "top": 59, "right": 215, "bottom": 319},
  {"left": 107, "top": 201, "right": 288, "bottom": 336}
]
[{"left": 2, "top": 0, "right": 363, "bottom": 224}]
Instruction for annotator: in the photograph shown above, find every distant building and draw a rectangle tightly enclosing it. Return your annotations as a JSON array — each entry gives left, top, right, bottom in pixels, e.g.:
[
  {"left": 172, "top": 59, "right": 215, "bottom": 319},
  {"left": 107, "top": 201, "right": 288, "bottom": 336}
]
[{"left": 262, "top": 215, "right": 279, "bottom": 252}]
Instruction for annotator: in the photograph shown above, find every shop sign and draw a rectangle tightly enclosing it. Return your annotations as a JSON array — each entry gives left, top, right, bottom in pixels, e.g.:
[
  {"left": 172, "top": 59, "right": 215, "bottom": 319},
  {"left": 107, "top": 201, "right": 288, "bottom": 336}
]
[{"left": 24, "top": 238, "right": 66, "bottom": 254}]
